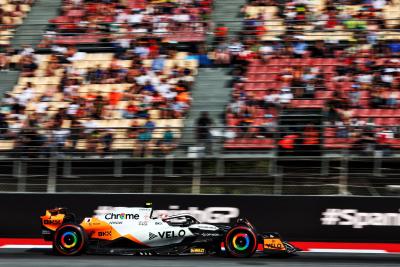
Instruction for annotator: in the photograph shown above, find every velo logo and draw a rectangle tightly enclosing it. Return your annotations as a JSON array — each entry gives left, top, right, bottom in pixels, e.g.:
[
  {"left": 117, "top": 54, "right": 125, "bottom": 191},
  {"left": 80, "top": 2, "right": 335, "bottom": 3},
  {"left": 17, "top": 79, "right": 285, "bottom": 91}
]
[{"left": 149, "top": 232, "right": 157, "bottom": 240}]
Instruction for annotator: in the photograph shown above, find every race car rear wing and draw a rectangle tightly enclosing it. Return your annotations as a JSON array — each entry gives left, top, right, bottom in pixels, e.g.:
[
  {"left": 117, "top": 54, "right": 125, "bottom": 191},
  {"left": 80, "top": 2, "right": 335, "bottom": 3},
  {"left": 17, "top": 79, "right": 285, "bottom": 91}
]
[{"left": 40, "top": 207, "right": 76, "bottom": 241}]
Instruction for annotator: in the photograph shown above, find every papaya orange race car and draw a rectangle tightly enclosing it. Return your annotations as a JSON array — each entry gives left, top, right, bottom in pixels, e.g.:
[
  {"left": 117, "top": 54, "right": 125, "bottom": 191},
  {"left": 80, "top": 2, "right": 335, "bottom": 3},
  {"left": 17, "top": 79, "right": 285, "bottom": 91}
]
[{"left": 41, "top": 204, "right": 298, "bottom": 257}]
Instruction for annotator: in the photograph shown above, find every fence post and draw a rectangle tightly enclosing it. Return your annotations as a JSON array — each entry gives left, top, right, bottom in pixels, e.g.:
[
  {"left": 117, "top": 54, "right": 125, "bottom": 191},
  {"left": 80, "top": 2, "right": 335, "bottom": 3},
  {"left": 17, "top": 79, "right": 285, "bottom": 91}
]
[
  {"left": 339, "top": 156, "right": 348, "bottom": 195},
  {"left": 321, "top": 157, "right": 329, "bottom": 176},
  {"left": 143, "top": 164, "right": 153, "bottom": 193},
  {"left": 114, "top": 159, "right": 122, "bottom": 178},
  {"left": 15, "top": 161, "right": 26, "bottom": 192},
  {"left": 63, "top": 160, "right": 72, "bottom": 178},
  {"left": 273, "top": 161, "right": 282, "bottom": 195},
  {"left": 216, "top": 158, "right": 224, "bottom": 177},
  {"left": 373, "top": 156, "right": 382, "bottom": 177},
  {"left": 192, "top": 159, "right": 201, "bottom": 194},
  {"left": 165, "top": 158, "right": 173, "bottom": 177},
  {"left": 47, "top": 158, "right": 57, "bottom": 193}
]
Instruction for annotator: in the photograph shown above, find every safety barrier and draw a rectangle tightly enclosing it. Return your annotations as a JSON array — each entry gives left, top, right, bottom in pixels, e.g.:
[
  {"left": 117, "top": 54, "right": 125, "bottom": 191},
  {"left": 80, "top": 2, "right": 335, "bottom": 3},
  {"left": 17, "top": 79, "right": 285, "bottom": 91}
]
[{"left": 1, "top": 193, "right": 400, "bottom": 243}]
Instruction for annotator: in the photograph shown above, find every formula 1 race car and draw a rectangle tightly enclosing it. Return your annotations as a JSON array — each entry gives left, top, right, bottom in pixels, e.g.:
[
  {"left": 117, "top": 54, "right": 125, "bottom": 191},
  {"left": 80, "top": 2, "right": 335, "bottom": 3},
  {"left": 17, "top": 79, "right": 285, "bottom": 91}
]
[{"left": 40, "top": 204, "right": 298, "bottom": 257}]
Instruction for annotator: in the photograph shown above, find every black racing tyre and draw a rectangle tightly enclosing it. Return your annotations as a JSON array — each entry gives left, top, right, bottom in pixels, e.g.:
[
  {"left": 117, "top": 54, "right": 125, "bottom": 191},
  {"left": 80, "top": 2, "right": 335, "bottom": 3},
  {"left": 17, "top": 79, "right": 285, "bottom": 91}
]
[
  {"left": 224, "top": 226, "right": 257, "bottom": 258},
  {"left": 53, "top": 224, "right": 87, "bottom": 256}
]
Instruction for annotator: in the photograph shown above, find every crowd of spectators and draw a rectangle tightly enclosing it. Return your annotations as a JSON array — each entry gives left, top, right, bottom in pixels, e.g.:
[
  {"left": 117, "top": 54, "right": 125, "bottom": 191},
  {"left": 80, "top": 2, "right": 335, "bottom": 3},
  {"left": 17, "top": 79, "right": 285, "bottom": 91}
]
[
  {"left": 0, "top": 37, "right": 200, "bottom": 157},
  {"left": 222, "top": 0, "right": 400, "bottom": 153},
  {"left": 40, "top": 0, "right": 212, "bottom": 47},
  {"left": 0, "top": 0, "right": 35, "bottom": 46}
]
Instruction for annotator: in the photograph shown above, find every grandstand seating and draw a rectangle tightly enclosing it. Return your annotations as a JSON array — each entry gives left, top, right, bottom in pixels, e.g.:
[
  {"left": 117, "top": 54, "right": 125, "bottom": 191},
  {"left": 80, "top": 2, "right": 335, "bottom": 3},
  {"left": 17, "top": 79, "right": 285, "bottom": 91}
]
[
  {"left": 0, "top": 0, "right": 34, "bottom": 46},
  {"left": 42, "top": 0, "right": 212, "bottom": 47},
  {"left": 224, "top": 0, "right": 400, "bottom": 151},
  {"left": 3, "top": 49, "right": 197, "bottom": 154}
]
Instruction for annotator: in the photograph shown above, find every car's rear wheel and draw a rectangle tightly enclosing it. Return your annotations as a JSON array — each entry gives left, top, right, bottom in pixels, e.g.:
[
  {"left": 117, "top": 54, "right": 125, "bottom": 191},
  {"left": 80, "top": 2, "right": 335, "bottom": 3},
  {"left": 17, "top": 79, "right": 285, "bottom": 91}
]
[
  {"left": 53, "top": 224, "right": 87, "bottom": 256},
  {"left": 224, "top": 226, "right": 257, "bottom": 258}
]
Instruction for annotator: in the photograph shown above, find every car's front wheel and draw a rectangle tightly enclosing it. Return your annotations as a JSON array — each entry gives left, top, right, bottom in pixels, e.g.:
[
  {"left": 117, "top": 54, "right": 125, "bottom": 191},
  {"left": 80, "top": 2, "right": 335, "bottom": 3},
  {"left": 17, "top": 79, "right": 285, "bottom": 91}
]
[
  {"left": 224, "top": 226, "right": 257, "bottom": 258},
  {"left": 53, "top": 224, "right": 87, "bottom": 256}
]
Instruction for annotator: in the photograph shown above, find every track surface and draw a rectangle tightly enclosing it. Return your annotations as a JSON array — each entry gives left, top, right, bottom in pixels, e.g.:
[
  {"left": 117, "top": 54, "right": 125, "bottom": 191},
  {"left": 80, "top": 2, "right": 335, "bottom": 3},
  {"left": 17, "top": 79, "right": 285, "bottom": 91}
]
[{"left": 0, "top": 249, "right": 400, "bottom": 267}]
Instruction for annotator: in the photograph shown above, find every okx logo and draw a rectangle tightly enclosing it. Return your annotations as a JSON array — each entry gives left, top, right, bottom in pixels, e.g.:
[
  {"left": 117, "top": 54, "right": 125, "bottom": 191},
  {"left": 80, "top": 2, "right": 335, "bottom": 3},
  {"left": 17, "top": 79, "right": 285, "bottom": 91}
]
[{"left": 149, "top": 232, "right": 157, "bottom": 240}]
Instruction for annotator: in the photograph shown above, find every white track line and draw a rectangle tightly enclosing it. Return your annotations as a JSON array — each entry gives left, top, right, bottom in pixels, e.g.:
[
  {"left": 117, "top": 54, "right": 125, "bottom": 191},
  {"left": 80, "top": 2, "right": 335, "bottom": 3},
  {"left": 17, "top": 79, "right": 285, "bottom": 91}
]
[
  {"left": 0, "top": 245, "right": 52, "bottom": 249},
  {"left": 305, "top": 249, "right": 387, "bottom": 254}
]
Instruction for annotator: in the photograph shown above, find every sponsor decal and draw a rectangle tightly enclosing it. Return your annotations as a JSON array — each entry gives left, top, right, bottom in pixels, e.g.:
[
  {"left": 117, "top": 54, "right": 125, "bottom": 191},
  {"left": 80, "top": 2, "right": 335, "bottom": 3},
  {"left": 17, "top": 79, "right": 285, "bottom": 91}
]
[
  {"left": 149, "top": 232, "right": 157, "bottom": 240},
  {"left": 44, "top": 220, "right": 61, "bottom": 225},
  {"left": 105, "top": 213, "right": 140, "bottom": 220},
  {"left": 200, "top": 232, "right": 221, "bottom": 237},
  {"left": 196, "top": 225, "right": 218, "bottom": 230},
  {"left": 264, "top": 238, "right": 285, "bottom": 250},
  {"left": 154, "top": 206, "right": 239, "bottom": 223},
  {"left": 98, "top": 231, "right": 112, "bottom": 237},
  {"left": 321, "top": 209, "right": 400, "bottom": 229},
  {"left": 158, "top": 230, "right": 186, "bottom": 239},
  {"left": 190, "top": 248, "right": 206, "bottom": 254}
]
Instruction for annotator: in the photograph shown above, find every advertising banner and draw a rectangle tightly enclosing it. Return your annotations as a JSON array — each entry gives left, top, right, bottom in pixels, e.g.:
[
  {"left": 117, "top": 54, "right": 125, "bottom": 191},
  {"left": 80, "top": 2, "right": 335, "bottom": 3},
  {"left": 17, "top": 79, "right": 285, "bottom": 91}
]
[{"left": 1, "top": 193, "right": 399, "bottom": 242}]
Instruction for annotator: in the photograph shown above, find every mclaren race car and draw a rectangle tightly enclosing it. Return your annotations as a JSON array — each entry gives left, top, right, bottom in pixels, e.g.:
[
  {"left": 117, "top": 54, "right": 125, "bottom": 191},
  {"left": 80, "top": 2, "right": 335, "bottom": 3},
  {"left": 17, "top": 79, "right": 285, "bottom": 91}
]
[{"left": 40, "top": 204, "right": 298, "bottom": 257}]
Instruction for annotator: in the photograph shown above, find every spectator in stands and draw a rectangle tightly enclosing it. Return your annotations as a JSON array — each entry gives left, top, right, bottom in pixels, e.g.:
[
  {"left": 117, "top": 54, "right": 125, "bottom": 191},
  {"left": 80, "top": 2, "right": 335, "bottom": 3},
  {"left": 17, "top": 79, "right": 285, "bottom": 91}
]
[
  {"left": 264, "top": 90, "right": 280, "bottom": 108},
  {"left": 214, "top": 41, "right": 231, "bottom": 66},
  {"left": 279, "top": 88, "right": 293, "bottom": 107},
  {"left": 123, "top": 101, "right": 138, "bottom": 119},
  {"left": 0, "top": 53, "right": 9, "bottom": 71},
  {"left": 196, "top": 111, "right": 213, "bottom": 153},
  {"left": 158, "top": 127, "right": 176, "bottom": 156},
  {"left": 20, "top": 55, "right": 38, "bottom": 77},
  {"left": 92, "top": 94, "right": 105, "bottom": 119},
  {"left": 86, "top": 130, "right": 101, "bottom": 155},
  {"left": 259, "top": 41, "right": 275, "bottom": 62},
  {"left": 348, "top": 86, "right": 361, "bottom": 107},
  {"left": 101, "top": 130, "right": 113, "bottom": 157},
  {"left": 144, "top": 118, "right": 156, "bottom": 133},
  {"left": 370, "top": 88, "right": 386, "bottom": 108},
  {"left": 0, "top": 113, "right": 8, "bottom": 139},
  {"left": 228, "top": 38, "right": 244, "bottom": 64},
  {"left": 135, "top": 128, "right": 153, "bottom": 158},
  {"left": 83, "top": 119, "right": 98, "bottom": 135},
  {"left": 353, "top": 129, "right": 377, "bottom": 155},
  {"left": 214, "top": 23, "right": 229, "bottom": 44},
  {"left": 69, "top": 120, "right": 82, "bottom": 151},
  {"left": 386, "top": 88, "right": 398, "bottom": 108},
  {"left": 52, "top": 126, "right": 70, "bottom": 153}
]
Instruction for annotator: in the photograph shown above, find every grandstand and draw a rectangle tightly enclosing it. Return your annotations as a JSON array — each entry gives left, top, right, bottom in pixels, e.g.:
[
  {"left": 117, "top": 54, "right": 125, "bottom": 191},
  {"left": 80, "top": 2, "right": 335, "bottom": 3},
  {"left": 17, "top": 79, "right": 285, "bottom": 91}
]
[{"left": 0, "top": 0, "right": 399, "bottom": 195}]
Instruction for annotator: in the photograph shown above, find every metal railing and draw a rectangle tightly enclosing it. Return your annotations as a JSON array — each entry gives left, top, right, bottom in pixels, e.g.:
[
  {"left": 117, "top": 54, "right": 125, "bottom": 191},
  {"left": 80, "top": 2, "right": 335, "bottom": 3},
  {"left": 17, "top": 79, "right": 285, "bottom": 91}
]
[{"left": 0, "top": 126, "right": 399, "bottom": 196}]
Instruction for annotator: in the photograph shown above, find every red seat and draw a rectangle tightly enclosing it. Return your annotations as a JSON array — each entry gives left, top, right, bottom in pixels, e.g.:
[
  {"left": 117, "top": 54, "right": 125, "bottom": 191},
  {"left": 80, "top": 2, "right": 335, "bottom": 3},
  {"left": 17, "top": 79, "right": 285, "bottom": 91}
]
[
  {"left": 315, "top": 91, "right": 333, "bottom": 99},
  {"left": 379, "top": 109, "right": 395, "bottom": 117},
  {"left": 387, "top": 139, "right": 400, "bottom": 149},
  {"left": 324, "top": 138, "right": 351, "bottom": 149},
  {"left": 324, "top": 128, "right": 336, "bottom": 137},
  {"left": 224, "top": 138, "right": 276, "bottom": 149}
]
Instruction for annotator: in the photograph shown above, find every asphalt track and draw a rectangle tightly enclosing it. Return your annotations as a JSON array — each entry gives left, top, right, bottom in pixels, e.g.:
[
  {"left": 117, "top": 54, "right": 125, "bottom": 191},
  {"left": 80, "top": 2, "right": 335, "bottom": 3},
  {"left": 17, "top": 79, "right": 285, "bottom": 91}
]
[{"left": 1, "top": 249, "right": 400, "bottom": 267}]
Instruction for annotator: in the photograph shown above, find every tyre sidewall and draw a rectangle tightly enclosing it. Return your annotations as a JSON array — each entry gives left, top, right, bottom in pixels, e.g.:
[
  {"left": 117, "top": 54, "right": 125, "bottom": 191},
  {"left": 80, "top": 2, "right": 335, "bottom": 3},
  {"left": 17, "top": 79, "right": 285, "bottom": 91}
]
[
  {"left": 53, "top": 224, "right": 87, "bottom": 256},
  {"left": 224, "top": 226, "right": 257, "bottom": 258}
]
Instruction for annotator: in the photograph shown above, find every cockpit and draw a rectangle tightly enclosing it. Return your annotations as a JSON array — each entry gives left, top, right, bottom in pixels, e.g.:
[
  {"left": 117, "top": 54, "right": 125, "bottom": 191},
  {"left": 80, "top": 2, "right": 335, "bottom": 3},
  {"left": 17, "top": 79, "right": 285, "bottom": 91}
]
[{"left": 162, "top": 214, "right": 200, "bottom": 227}]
